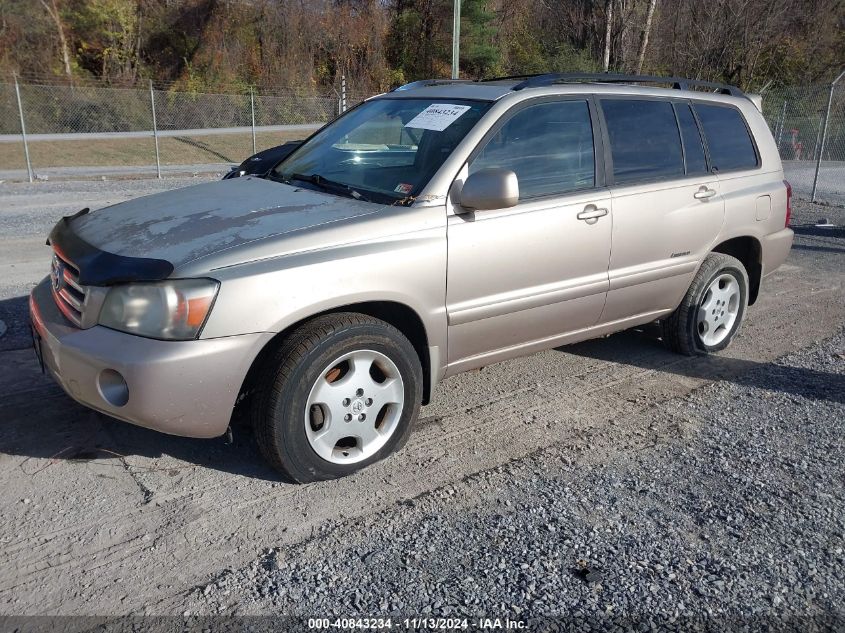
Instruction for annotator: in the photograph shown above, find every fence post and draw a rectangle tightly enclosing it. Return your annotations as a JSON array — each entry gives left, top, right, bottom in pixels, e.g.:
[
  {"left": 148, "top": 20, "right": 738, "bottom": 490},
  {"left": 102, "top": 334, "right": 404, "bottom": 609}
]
[
  {"left": 13, "top": 73, "right": 33, "bottom": 183},
  {"left": 776, "top": 100, "right": 787, "bottom": 151},
  {"left": 250, "top": 87, "right": 257, "bottom": 154},
  {"left": 811, "top": 69, "right": 845, "bottom": 203},
  {"left": 149, "top": 80, "right": 161, "bottom": 179}
]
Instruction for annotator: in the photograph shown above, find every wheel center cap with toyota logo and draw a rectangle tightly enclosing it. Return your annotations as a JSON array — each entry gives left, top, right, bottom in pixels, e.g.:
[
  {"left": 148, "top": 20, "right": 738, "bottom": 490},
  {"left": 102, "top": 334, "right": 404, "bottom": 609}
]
[{"left": 351, "top": 398, "right": 365, "bottom": 414}]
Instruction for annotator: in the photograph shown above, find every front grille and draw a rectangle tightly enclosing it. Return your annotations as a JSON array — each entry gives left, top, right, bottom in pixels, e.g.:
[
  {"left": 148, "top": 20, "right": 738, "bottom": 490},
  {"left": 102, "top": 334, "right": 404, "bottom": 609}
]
[{"left": 50, "top": 251, "right": 87, "bottom": 327}]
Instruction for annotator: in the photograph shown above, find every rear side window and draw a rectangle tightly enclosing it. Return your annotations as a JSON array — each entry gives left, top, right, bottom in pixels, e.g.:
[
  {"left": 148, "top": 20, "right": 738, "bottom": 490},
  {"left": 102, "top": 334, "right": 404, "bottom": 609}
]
[
  {"left": 694, "top": 104, "right": 758, "bottom": 171},
  {"left": 470, "top": 100, "right": 595, "bottom": 199},
  {"left": 601, "top": 99, "right": 684, "bottom": 184},
  {"left": 674, "top": 103, "right": 708, "bottom": 175}
]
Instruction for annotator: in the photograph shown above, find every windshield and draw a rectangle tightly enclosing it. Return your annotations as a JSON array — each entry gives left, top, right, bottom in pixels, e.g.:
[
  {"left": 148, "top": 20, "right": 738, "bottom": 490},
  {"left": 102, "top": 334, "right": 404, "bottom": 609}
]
[{"left": 272, "top": 98, "right": 491, "bottom": 204}]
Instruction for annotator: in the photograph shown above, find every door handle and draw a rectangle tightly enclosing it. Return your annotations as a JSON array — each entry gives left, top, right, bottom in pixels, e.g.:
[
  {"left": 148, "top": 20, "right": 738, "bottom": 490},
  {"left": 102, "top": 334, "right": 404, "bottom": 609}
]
[
  {"left": 577, "top": 205, "right": 609, "bottom": 224},
  {"left": 694, "top": 186, "right": 717, "bottom": 200}
]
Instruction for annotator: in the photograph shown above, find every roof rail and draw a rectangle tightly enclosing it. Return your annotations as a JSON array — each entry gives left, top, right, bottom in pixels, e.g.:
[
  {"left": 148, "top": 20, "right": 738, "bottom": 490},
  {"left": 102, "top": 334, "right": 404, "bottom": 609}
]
[
  {"left": 392, "top": 79, "right": 474, "bottom": 91},
  {"left": 509, "top": 73, "right": 746, "bottom": 98}
]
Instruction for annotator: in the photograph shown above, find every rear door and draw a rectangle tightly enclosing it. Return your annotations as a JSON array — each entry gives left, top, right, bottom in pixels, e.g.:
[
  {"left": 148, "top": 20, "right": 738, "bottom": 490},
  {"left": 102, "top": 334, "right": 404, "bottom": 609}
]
[
  {"left": 597, "top": 97, "right": 725, "bottom": 324},
  {"left": 445, "top": 97, "right": 612, "bottom": 372},
  {"left": 693, "top": 101, "right": 770, "bottom": 246}
]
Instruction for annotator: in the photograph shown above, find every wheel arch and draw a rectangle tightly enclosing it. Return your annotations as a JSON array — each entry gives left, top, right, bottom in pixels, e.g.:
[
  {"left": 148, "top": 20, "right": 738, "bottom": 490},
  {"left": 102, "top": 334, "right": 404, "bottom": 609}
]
[
  {"left": 236, "top": 301, "right": 434, "bottom": 419},
  {"left": 711, "top": 235, "right": 763, "bottom": 305}
]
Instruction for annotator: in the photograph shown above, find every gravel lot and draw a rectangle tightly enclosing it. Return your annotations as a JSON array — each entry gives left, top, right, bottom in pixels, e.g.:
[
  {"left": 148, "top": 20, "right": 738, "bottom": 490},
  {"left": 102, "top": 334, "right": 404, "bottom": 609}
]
[
  {"left": 0, "top": 176, "right": 842, "bottom": 628},
  {"left": 185, "top": 329, "right": 844, "bottom": 630}
]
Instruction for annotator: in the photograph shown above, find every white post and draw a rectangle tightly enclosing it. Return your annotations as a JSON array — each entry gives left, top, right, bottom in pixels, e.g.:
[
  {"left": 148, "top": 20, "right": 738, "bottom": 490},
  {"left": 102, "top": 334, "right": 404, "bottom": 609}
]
[
  {"left": 13, "top": 73, "right": 33, "bottom": 183},
  {"left": 775, "top": 100, "right": 787, "bottom": 150},
  {"left": 811, "top": 69, "right": 845, "bottom": 203},
  {"left": 341, "top": 75, "right": 347, "bottom": 113},
  {"left": 451, "top": 0, "right": 462, "bottom": 79},
  {"left": 149, "top": 80, "right": 161, "bottom": 179},
  {"left": 250, "top": 87, "right": 257, "bottom": 154}
]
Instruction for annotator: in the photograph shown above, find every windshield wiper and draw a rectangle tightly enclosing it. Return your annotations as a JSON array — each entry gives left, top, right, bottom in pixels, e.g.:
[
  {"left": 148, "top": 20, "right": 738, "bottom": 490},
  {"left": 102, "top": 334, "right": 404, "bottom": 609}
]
[{"left": 287, "top": 173, "right": 372, "bottom": 203}]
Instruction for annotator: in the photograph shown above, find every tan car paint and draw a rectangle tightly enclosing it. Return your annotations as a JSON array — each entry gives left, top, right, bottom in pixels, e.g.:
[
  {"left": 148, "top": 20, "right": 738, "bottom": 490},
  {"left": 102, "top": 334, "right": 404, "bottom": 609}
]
[{"left": 30, "top": 81, "right": 794, "bottom": 439}]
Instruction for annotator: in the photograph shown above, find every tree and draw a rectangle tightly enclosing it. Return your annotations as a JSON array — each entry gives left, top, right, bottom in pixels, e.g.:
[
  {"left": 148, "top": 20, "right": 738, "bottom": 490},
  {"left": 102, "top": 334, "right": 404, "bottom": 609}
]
[
  {"left": 602, "top": 0, "right": 613, "bottom": 71},
  {"left": 460, "top": 0, "right": 500, "bottom": 78},
  {"left": 635, "top": 0, "right": 657, "bottom": 73},
  {"left": 67, "top": 0, "right": 144, "bottom": 83},
  {"left": 39, "top": 0, "right": 73, "bottom": 82}
]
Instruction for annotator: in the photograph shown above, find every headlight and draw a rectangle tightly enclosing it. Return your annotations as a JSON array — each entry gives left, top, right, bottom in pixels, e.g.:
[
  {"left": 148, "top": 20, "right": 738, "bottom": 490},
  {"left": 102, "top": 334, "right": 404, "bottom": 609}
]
[{"left": 99, "top": 279, "right": 219, "bottom": 340}]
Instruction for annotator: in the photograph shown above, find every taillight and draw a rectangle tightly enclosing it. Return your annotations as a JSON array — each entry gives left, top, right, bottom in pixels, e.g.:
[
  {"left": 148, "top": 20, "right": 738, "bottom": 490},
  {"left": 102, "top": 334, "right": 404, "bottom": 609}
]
[{"left": 783, "top": 179, "right": 792, "bottom": 227}]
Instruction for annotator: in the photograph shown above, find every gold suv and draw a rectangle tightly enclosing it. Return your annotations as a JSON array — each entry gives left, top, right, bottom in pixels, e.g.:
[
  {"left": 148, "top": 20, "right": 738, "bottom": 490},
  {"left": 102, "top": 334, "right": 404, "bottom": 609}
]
[{"left": 30, "top": 74, "right": 794, "bottom": 481}]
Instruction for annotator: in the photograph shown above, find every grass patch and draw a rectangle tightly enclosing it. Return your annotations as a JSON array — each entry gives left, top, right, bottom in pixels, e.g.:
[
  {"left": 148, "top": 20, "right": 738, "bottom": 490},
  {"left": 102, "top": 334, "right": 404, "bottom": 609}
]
[{"left": 0, "top": 130, "right": 310, "bottom": 171}]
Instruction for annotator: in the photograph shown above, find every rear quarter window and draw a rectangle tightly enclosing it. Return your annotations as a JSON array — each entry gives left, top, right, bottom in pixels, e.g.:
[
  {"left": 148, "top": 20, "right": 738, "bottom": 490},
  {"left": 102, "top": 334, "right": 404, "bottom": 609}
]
[
  {"left": 694, "top": 104, "right": 759, "bottom": 172},
  {"left": 601, "top": 99, "right": 684, "bottom": 184}
]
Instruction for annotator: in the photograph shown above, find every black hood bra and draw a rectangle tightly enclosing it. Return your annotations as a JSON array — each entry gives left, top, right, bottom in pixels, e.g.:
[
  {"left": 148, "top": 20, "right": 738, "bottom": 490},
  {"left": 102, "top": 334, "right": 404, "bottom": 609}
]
[{"left": 48, "top": 208, "right": 174, "bottom": 286}]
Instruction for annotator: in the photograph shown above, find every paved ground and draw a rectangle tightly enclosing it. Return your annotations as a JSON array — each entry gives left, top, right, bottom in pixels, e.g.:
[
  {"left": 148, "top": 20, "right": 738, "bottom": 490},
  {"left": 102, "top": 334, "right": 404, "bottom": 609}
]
[
  {"left": 783, "top": 160, "right": 845, "bottom": 207},
  {"left": 0, "top": 163, "right": 232, "bottom": 182},
  {"left": 0, "top": 177, "right": 842, "bottom": 625},
  {"left": 0, "top": 123, "right": 321, "bottom": 143}
]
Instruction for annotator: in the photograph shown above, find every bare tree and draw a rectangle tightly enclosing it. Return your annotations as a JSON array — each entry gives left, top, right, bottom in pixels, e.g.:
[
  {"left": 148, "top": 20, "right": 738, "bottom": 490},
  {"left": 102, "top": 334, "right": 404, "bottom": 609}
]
[
  {"left": 603, "top": 0, "right": 613, "bottom": 71},
  {"left": 39, "top": 0, "right": 72, "bottom": 82},
  {"left": 636, "top": 0, "right": 657, "bottom": 73}
]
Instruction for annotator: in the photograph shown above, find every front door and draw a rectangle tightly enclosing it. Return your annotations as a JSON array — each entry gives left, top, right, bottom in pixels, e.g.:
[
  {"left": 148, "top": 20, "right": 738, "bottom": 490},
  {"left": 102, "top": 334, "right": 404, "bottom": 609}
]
[{"left": 445, "top": 98, "right": 612, "bottom": 373}]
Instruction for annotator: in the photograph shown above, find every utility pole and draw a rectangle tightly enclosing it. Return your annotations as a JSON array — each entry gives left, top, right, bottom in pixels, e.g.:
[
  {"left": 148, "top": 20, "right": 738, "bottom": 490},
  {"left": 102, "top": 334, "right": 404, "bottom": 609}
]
[{"left": 451, "top": 0, "right": 461, "bottom": 79}]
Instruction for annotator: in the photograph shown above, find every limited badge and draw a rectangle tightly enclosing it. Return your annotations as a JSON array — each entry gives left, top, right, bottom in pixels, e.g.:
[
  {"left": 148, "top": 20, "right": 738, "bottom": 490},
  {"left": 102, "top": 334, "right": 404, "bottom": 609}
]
[{"left": 394, "top": 183, "right": 414, "bottom": 194}]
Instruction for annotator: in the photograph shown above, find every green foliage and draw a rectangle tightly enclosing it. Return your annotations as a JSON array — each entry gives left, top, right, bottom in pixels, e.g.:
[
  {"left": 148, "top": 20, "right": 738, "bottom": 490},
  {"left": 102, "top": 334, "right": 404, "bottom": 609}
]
[
  {"left": 66, "top": 0, "right": 141, "bottom": 80},
  {"left": 460, "top": 0, "right": 500, "bottom": 78},
  {"left": 546, "top": 43, "right": 603, "bottom": 74},
  {"left": 1, "top": 0, "right": 843, "bottom": 93}
]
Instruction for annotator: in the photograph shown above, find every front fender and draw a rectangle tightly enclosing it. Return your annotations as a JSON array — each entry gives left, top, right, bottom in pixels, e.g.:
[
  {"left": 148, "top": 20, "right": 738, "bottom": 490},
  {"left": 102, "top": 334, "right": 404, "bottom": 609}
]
[{"left": 197, "top": 227, "right": 448, "bottom": 383}]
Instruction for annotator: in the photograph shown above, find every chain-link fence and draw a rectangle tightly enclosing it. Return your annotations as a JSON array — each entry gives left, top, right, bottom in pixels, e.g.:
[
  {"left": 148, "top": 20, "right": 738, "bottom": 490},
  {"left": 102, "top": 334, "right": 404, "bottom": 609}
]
[
  {"left": 2, "top": 76, "right": 844, "bottom": 206},
  {"left": 762, "top": 78, "right": 845, "bottom": 206},
  {"left": 0, "top": 79, "right": 368, "bottom": 180}
]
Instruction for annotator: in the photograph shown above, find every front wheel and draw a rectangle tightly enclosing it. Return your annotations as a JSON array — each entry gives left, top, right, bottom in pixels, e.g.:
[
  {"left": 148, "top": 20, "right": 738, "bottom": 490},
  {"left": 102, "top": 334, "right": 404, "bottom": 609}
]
[
  {"left": 662, "top": 253, "right": 749, "bottom": 356},
  {"left": 251, "top": 313, "right": 422, "bottom": 483}
]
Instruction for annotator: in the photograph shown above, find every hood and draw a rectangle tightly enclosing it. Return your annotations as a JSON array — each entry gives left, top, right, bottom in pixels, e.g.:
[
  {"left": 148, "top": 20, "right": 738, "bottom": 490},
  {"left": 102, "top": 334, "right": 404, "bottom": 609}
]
[{"left": 71, "top": 177, "right": 380, "bottom": 270}]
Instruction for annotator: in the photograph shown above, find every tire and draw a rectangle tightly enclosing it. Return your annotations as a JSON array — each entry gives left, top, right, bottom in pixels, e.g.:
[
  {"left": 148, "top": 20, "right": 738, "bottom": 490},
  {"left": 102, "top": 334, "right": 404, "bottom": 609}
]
[
  {"left": 662, "top": 253, "right": 749, "bottom": 356},
  {"left": 251, "top": 313, "right": 422, "bottom": 482}
]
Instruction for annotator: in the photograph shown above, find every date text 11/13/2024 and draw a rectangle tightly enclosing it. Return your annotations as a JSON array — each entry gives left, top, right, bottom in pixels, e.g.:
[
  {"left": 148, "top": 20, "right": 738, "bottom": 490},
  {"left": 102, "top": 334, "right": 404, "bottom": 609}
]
[{"left": 307, "top": 617, "right": 527, "bottom": 630}]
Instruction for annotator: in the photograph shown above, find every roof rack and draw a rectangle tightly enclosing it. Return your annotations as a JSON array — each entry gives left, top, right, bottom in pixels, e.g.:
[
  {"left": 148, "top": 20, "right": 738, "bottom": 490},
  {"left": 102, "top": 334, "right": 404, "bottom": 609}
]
[
  {"left": 392, "top": 79, "right": 474, "bottom": 91},
  {"left": 478, "top": 73, "right": 548, "bottom": 83},
  {"left": 507, "top": 73, "right": 746, "bottom": 97}
]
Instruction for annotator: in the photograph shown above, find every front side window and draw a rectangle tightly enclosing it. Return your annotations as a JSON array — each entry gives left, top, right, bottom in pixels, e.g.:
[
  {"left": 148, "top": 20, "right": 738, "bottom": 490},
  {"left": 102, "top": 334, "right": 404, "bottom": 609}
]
[
  {"left": 694, "top": 104, "right": 758, "bottom": 172},
  {"left": 469, "top": 100, "right": 595, "bottom": 199},
  {"left": 601, "top": 98, "right": 684, "bottom": 184},
  {"left": 273, "top": 98, "right": 491, "bottom": 204}
]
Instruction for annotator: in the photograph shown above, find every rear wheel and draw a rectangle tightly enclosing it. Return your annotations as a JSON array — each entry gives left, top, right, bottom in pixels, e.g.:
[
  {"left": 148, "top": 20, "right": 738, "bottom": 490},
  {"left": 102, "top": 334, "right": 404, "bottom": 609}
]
[
  {"left": 662, "top": 253, "right": 749, "bottom": 356},
  {"left": 252, "top": 313, "right": 422, "bottom": 482}
]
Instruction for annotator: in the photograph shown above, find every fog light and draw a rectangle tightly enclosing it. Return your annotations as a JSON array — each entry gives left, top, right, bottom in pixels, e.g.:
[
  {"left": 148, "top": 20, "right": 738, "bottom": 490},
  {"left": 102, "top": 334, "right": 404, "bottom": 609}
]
[{"left": 97, "top": 369, "right": 129, "bottom": 407}]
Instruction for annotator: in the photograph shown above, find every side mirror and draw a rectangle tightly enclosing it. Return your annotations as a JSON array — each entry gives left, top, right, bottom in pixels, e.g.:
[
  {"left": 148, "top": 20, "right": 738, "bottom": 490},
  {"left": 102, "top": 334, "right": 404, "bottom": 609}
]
[{"left": 457, "top": 168, "right": 519, "bottom": 211}]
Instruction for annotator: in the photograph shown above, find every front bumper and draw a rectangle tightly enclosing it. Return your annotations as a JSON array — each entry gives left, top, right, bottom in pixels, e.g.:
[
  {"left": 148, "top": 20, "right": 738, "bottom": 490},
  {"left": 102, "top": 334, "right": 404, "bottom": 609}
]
[{"left": 29, "top": 277, "right": 272, "bottom": 438}]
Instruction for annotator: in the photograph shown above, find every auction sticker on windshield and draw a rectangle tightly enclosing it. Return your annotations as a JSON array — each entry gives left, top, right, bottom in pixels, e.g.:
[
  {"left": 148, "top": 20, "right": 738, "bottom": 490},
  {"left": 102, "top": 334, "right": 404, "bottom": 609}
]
[{"left": 405, "top": 104, "right": 472, "bottom": 131}]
